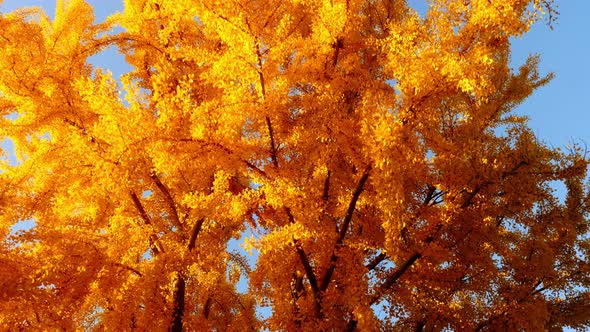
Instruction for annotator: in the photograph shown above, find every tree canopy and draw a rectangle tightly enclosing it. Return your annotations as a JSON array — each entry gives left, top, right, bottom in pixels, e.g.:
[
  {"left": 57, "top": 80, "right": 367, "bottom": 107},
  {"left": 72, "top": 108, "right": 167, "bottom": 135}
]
[{"left": 1, "top": 0, "right": 588, "bottom": 330}]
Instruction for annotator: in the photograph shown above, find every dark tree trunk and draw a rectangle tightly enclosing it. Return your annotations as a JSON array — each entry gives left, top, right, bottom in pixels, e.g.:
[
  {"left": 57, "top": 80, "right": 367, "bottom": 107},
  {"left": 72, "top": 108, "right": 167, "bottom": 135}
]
[{"left": 169, "top": 273, "right": 186, "bottom": 332}]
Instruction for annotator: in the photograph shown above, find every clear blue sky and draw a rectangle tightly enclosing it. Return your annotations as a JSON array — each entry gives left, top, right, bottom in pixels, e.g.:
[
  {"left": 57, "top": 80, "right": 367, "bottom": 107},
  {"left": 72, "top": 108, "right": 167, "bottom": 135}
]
[{"left": 1, "top": 0, "right": 589, "bottom": 156}]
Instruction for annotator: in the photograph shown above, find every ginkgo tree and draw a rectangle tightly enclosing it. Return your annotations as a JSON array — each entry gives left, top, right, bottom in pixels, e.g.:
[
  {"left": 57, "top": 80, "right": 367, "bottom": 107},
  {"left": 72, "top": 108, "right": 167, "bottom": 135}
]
[{"left": 1, "top": 0, "right": 589, "bottom": 331}]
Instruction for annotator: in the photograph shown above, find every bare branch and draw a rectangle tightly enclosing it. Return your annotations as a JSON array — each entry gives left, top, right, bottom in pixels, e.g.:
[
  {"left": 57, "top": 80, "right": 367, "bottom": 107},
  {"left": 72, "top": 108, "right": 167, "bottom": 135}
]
[
  {"left": 370, "top": 252, "right": 422, "bottom": 305},
  {"left": 337, "top": 165, "right": 372, "bottom": 245},
  {"left": 130, "top": 191, "right": 153, "bottom": 226},
  {"left": 256, "top": 43, "right": 267, "bottom": 98},
  {"left": 291, "top": 271, "right": 304, "bottom": 328},
  {"left": 285, "top": 207, "right": 323, "bottom": 318},
  {"left": 344, "top": 318, "right": 358, "bottom": 332},
  {"left": 365, "top": 252, "right": 387, "bottom": 271},
  {"left": 130, "top": 191, "right": 163, "bottom": 255},
  {"left": 113, "top": 263, "right": 143, "bottom": 277},
  {"left": 203, "top": 297, "right": 212, "bottom": 319},
  {"left": 294, "top": 240, "right": 323, "bottom": 318},
  {"left": 169, "top": 272, "right": 186, "bottom": 332},
  {"left": 332, "top": 37, "right": 344, "bottom": 68},
  {"left": 150, "top": 173, "right": 184, "bottom": 234},
  {"left": 255, "top": 37, "right": 279, "bottom": 171},
  {"left": 320, "top": 165, "right": 372, "bottom": 292},
  {"left": 323, "top": 170, "right": 331, "bottom": 202},
  {"left": 244, "top": 160, "right": 268, "bottom": 178},
  {"left": 187, "top": 218, "right": 205, "bottom": 251},
  {"left": 179, "top": 137, "right": 268, "bottom": 177},
  {"left": 266, "top": 116, "right": 279, "bottom": 168}
]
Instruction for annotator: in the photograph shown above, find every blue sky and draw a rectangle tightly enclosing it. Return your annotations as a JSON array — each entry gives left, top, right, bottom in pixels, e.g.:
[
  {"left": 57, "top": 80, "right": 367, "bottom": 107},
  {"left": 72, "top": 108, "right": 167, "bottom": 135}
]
[{"left": 509, "top": 1, "right": 590, "bottom": 149}]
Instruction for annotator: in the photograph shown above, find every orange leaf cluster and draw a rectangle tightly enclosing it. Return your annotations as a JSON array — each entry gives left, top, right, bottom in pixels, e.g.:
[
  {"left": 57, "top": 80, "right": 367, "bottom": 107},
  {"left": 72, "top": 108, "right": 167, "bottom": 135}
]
[{"left": 0, "top": 0, "right": 587, "bottom": 331}]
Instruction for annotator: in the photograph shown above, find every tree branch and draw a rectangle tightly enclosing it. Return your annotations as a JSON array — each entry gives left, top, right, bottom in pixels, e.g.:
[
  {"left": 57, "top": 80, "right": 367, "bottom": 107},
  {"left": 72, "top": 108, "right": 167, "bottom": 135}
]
[
  {"left": 365, "top": 252, "right": 387, "bottom": 271},
  {"left": 320, "top": 165, "right": 372, "bottom": 292},
  {"left": 150, "top": 173, "right": 184, "bottom": 234},
  {"left": 290, "top": 270, "right": 305, "bottom": 326},
  {"left": 345, "top": 317, "right": 358, "bottom": 332},
  {"left": 255, "top": 40, "right": 280, "bottom": 170},
  {"left": 187, "top": 218, "right": 205, "bottom": 251},
  {"left": 113, "top": 263, "right": 143, "bottom": 277},
  {"left": 285, "top": 207, "right": 323, "bottom": 318},
  {"left": 332, "top": 37, "right": 344, "bottom": 68},
  {"left": 63, "top": 117, "right": 114, "bottom": 159},
  {"left": 244, "top": 160, "right": 268, "bottom": 178},
  {"left": 129, "top": 191, "right": 163, "bottom": 254},
  {"left": 460, "top": 184, "right": 484, "bottom": 208},
  {"left": 415, "top": 320, "right": 426, "bottom": 332},
  {"left": 460, "top": 161, "right": 528, "bottom": 208},
  {"left": 266, "top": 116, "right": 279, "bottom": 168},
  {"left": 294, "top": 240, "right": 323, "bottom": 318},
  {"left": 130, "top": 191, "right": 152, "bottom": 226},
  {"left": 203, "top": 297, "right": 212, "bottom": 319},
  {"left": 366, "top": 160, "right": 533, "bottom": 318},
  {"left": 179, "top": 137, "right": 268, "bottom": 178},
  {"left": 256, "top": 43, "right": 267, "bottom": 98},
  {"left": 169, "top": 272, "right": 186, "bottom": 332},
  {"left": 337, "top": 165, "right": 372, "bottom": 245},
  {"left": 370, "top": 252, "right": 422, "bottom": 305},
  {"left": 323, "top": 169, "right": 331, "bottom": 201}
]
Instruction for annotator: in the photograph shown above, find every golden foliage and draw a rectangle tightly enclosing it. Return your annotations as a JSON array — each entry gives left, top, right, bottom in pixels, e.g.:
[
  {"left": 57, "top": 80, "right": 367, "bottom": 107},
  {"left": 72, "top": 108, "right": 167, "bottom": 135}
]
[{"left": 0, "top": 0, "right": 588, "bottom": 330}]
